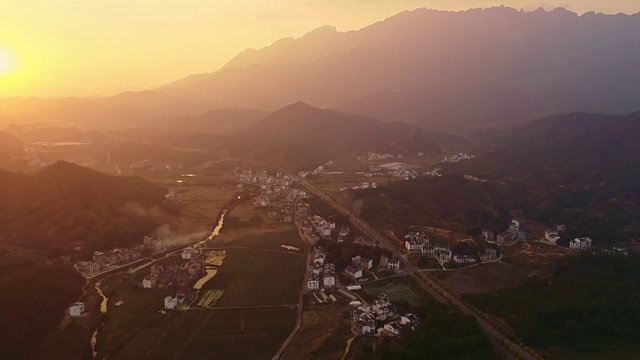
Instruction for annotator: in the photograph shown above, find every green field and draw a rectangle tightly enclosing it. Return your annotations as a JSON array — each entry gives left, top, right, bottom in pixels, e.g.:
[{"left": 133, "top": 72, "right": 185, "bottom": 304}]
[
  {"left": 213, "top": 224, "right": 305, "bottom": 251},
  {"left": 95, "top": 263, "right": 300, "bottom": 360},
  {"left": 100, "top": 307, "right": 296, "bottom": 360},
  {"left": 202, "top": 248, "right": 305, "bottom": 307},
  {"left": 175, "top": 187, "right": 236, "bottom": 234},
  {"left": 361, "top": 279, "right": 422, "bottom": 307}
]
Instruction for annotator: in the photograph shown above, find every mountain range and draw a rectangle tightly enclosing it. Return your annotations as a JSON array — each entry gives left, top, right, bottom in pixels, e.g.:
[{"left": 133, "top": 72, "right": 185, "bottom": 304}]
[{"left": 3, "top": 7, "right": 640, "bottom": 133}]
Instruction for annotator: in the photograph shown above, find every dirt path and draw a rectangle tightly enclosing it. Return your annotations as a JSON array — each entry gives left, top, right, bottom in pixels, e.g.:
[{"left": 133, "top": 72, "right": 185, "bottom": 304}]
[{"left": 341, "top": 335, "right": 358, "bottom": 360}]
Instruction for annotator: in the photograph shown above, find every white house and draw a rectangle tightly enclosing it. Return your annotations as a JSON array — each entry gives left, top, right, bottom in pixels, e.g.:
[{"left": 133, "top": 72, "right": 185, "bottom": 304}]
[
  {"left": 345, "top": 265, "right": 363, "bottom": 279},
  {"left": 164, "top": 296, "right": 178, "bottom": 310},
  {"left": 323, "top": 274, "right": 336, "bottom": 288},
  {"left": 142, "top": 274, "right": 157, "bottom": 289},
  {"left": 69, "top": 302, "right": 85, "bottom": 317},
  {"left": 405, "top": 240, "right": 424, "bottom": 252},
  {"left": 182, "top": 247, "right": 198, "bottom": 260},
  {"left": 384, "top": 322, "right": 402, "bottom": 335},
  {"left": 570, "top": 237, "right": 593, "bottom": 251},
  {"left": 362, "top": 323, "right": 375, "bottom": 334},
  {"left": 307, "top": 278, "right": 320, "bottom": 290}
]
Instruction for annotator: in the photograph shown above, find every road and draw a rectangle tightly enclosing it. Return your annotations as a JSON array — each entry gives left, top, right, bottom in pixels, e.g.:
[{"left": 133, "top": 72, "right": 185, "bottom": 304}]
[
  {"left": 297, "top": 178, "right": 540, "bottom": 360},
  {"left": 272, "top": 197, "right": 312, "bottom": 360}
]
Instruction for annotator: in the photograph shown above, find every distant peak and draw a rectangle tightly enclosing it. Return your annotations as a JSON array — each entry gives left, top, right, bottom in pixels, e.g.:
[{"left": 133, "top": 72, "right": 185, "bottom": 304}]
[
  {"left": 302, "top": 25, "right": 339, "bottom": 38},
  {"left": 281, "top": 101, "right": 317, "bottom": 111}
]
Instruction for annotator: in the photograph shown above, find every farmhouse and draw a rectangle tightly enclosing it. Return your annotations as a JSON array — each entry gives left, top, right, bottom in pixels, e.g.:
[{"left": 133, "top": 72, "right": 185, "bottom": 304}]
[
  {"left": 69, "top": 302, "right": 85, "bottom": 317},
  {"left": 307, "top": 272, "right": 320, "bottom": 290},
  {"left": 384, "top": 322, "right": 403, "bottom": 335},
  {"left": 544, "top": 230, "right": 560, "bottom": 244},
  {"left": 345, "top": 265, "right": 363, "bottom": 279},
  {"left": 164, "top": 296, "right": 179, "bottom": 310},
  {"left": 182, "top": 247, "right": 198, "bottom": 260},
  {"left": 142, "top": 274, "right": 157, "bottom": 288}
]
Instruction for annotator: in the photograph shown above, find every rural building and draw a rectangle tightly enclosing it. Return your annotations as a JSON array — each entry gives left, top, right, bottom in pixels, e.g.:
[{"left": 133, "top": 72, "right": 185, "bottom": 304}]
[
  {"left": 323, "top": 263, "right": 336, "bottom": 288},
  {"left": 345, "top": 265, "right": 363, "bottom": 279},
  {"left": 69, "top": 302, "right": 85, "bottom": 317},
  {"left": 544, "top": 230, "right": 560, "bottom": 244},
  {"left": 480, "top": 248, "right": 499, "bottom": 262},
  {"left": 380, "top": 256, "right": 401, "bottom": 270},
  {"left": 182, "top": 247, "right": 198, "bottom": 260},
  {"left": 142, "top": 274, "right": 157, "bottom": 288},
  {"left": 384, "top": 322, "right": 403, "bottom": 335},
  {"left": 570, "top": 237, "right": 593, "bottom": 251},
  {"left": 164, "top": 296, "right": 178, "bottom": 310},
  {"left": 307, "top": 271, "right": 320, "bottom": 290},
  {"left": 352, "top": 256, "right": 373, "bottom": 269},
  {"left": 436, "top": 250, "right": 452, "bottom": 263},
  {"left": 453, "top": 255, "right": 476, "bottom": 264},
  {"left": 481, "top": 229, "right": 495, "bottom": 242}
]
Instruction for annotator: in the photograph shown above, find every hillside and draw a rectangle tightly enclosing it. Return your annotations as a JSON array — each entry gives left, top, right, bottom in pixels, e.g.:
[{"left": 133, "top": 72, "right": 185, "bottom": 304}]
[
  {"left": 222, "top": 102, "right": 450, "bottom": 169},
  {"left": 0, "top": 131, "right": 25, "bottom": 171},
  {"left": 0, "top": 161, "right": 174, "bottom": 254},
  {"left": 451, "top": 111, "right": 640, "bottom": 243},
  {"left": 352, "top": 175, "right": 510, "bottom": 235}
]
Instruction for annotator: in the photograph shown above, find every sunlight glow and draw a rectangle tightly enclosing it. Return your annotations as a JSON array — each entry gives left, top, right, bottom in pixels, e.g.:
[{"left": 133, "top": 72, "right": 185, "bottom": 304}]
[{"left": 0, "top": 51, "right": 15, "bottom": 76}]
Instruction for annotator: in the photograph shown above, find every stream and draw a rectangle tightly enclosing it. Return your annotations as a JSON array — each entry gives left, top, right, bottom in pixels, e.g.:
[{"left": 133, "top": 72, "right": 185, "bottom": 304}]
[
  {"left": 89, "top": 210, "right": 227, "bottom": 358},
  {"left": 91, "top": 282, "right": 108, "bottom": 358}
]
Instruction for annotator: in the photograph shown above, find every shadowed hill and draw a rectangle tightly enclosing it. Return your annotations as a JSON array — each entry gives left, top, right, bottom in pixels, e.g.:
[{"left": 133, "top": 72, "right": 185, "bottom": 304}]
[
  {"left": 222, "top": 102, "right": 454, "bottom": 169},
  {"left": 0, "top": 161, "right": 174, "bottom": 253}
]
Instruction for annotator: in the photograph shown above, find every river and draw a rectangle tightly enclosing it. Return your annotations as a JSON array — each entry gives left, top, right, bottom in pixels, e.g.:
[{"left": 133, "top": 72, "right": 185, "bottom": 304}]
[{"left": 91, "top": 281, "right": 108, "bottom": 358}]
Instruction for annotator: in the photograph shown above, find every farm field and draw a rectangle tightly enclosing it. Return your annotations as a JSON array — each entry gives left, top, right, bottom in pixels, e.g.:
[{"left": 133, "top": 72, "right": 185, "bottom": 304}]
[
  {"left": 174, "top": 186, "right": 236, "bottom": 235},
  {"left": 360, "top": 279, "right": 422, "bottom": 307},
  {"left": 100, "top": 307, "right": 296, "bottom": 360},
  {"left": 281, "top": 305, "right": 352, "bottom": 360},
  {"left": 214, "top": 219, "right": 305, "bottom": 250},
  {"left": 201, "top": 248, "right": 305, "bottom": 307},
  {"left": 95, "top": 262, "right": 300, "bottom": 360}
]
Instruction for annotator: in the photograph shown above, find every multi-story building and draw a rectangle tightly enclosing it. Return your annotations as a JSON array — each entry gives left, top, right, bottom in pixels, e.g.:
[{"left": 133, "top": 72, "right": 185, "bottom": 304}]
[
  {"left": 143, "top": 274, "right": 157, "bottom": 288},
  {"left": 481, "top": 229, "right": 495, "bottom": 242},
  {"left": 323, "top": 263, "right": 336, "bottom": 288},
  {"left": 570, "top": 237, "right": 593, "bottom": 251}
]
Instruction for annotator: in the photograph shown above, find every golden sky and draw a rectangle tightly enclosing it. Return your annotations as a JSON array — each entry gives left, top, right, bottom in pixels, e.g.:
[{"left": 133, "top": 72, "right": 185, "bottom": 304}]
[{"left": 1, "top": 0, "right": 639, "bottom": 98}]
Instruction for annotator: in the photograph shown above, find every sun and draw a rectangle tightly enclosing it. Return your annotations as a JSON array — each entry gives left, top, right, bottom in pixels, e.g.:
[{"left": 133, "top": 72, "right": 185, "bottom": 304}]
[{"left": 0, "top": 51, "right": 15, "bottom": 76}]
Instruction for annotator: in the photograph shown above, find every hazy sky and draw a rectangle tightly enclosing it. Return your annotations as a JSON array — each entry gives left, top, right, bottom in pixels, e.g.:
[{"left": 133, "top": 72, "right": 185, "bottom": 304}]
[{"left": 1, "top": 0, "right": 639, "bottom": 97}]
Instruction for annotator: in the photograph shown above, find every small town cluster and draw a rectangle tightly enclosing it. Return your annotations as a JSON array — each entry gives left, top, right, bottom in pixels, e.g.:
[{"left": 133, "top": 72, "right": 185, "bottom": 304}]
[
  {"left": 352, "top": 295, "right": 421, "bottom": 336},
  {"left": 75, "top": 246, "right": 147, "bottom": 275},
  {"left": 403, "top": 230, "right": 498, "bottom": 265}
]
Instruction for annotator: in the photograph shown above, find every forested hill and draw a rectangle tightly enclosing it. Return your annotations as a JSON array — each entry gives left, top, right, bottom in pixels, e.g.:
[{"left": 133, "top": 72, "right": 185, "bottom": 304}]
[{"left": 0, "top": 161, "right": 173, "bottom": 254}]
